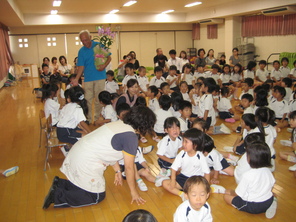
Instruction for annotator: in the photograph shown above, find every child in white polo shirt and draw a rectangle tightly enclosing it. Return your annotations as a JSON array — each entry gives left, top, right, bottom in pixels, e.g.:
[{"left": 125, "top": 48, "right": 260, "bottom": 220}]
[
  {"left": 154, "top": 95, "right": 173, "bottom": 137},
  {"left": 137, "top": 66, "right": 149, "bottom": 96},
  {"left": 174, "top": 176, "right": 212, "bottom": 222},
  {"left": 149, "top": 66, "right": 166, "bottom": 88},
  {"left": 104, "top": 70, "right": 119, "bottom": 94},
  {"left": 156, "top": 117, "right": 183, "bottom": 180}
]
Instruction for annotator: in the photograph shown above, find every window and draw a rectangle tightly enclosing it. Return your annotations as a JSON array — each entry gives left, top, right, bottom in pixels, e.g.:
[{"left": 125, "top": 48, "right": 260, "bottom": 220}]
[
  {"left": 18, "top": 38, "right": 29, "bottom": 48},
  {"left": 75, "top": 36, "right": 82, "bottom": 45},
  {"left": 47, "top": 37, "right": 57, "bottom": 46}
]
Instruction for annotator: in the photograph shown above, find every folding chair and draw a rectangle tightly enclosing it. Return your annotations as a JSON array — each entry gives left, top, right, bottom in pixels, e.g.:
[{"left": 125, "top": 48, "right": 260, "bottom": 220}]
[
  {"left": 44, "top": 114, "right": 68, "bottom": 171},
  {"left": 39, "top": 110, "right": 46, "bottom": 148}
]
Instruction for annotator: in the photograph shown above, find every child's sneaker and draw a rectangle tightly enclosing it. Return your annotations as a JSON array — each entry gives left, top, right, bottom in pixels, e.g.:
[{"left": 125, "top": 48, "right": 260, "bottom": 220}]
[
  {"left": 159, "top": 168, "right": 167, "bottom": 177},
  {"left": 166, "top": 169, "right": 171, "bottom": 177},
  {"left": 210, "top": 184, "right": 226, "bottom": 194},
  {"left": 223, "top": 146, "right": 234, "bottom": 152},
  {"left": 121, "top": 171, "right": 126, "bottom": 179},
  {"left": 280, "top": 140, "right": 292, "bottom": 147},
  {"left": 140, "top": 137, "right": 148, "bottom": 143},
  {"left": 137, "top": 179, "right": 148, "bottom": 191},
  {"left": 179, "top": 192, "right": 187, "bottom": 202},
  {"left": 287, "top": 128, "right": 293, "bottom": 133},
  {"left": 155, "top": 176, "right": 170, "bottom": 187},
  {"left": 142, "top": 145, "right": 154, "bottom": 154},
  {"left": 153, "top": 136, "right": 161, "bottom": 143},
  {"left": 289, "top": 164, "right": 296, "bottom": 171},
  {"left": 2, "top": 166, "right": 19, "bottom": 177},
  {"left": 228, "top": 154, "right": 239, "bottom": 162},
  {"left": 265, "top": 197, "right": 277, "bottom": 219}
]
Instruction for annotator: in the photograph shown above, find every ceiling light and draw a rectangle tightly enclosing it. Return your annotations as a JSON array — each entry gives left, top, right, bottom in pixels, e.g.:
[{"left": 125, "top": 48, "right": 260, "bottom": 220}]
[
  {"left": 123, "top": 1, "right": 137, "bottom": 7},
  {"left": 161, "top": 10, "right": 174, "bottom": 14},
  {"left": 51, "top": 10, "right": 58, "bottom": 15},
  {"left": 53, "top": 1, "right": 62, "bottom": 7},
  {"left": 185, "top": 2, "right": 202, "bottom": 7},
  {"left": 109, "top": 9, "right": 119, "bottom": 14}
]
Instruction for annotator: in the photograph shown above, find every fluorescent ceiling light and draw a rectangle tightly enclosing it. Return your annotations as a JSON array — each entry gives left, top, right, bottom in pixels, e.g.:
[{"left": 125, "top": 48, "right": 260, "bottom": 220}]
[
  {"left": 185, "top": 2, "right": 202, "bottom": 7},
  {"left": 161, "top": 10, "right": 174, "bottom": 14},
  {"left": 53, "top": 1, "right": 62, "bottom": 7},
  {"left": 123, "top": 1, "right": 137, "bottom": 7},
  {"left": 109, "top": 9, "right": 119, "bottom": 14},
  {"left": 51, "top": 10, "right": 58, "bottom": 15}
]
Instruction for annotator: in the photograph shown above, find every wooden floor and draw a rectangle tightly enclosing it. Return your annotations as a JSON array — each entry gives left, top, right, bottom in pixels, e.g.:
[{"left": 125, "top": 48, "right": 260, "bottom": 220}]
[{"left": 0, "top": 77, "right": 295, "bottom": 222}]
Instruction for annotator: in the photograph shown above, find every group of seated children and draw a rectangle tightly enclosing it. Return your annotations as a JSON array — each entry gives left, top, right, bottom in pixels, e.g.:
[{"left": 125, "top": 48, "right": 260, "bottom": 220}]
[{"left": 40, "top": 55, "right": 296, "bottom": 221}]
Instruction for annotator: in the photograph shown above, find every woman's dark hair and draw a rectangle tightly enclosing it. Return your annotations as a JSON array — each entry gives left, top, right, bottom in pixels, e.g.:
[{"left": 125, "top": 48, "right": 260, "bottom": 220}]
[
  {"left": 135, "top": 96, "right": 147, "bottom": 107},
  {"left": 122, "top": 209, "right": 157, "bottom": 222},
  {"left": 123, "top": 106, "right": 156, "bottom": 136},
  {"left": 126, "top": 79, "right": 139, "bottom": 88},
  {"left": 183, "top": 176, "right": 210, "bottom": 194},
  {"left": 51, "top": 57, "right": 57, "bottom": 63},
  {"left": 203, "top": 77, "right": 217, "bottom": 93},
  {"left": 68, "top": 86, "right": 88, "bottom": 117},
  {"left": 246, "top": 61, "right": 257, "bottom": 71},
  {"left": 203, "top": 134, "right": 215, "bottom": 153},
  {"left": 41, "top": 83, "right": 59, "bottom": 102},
  {"left": 98, "top": 90, "right": 112, "bottom": 105},
  {"left": 43, "top": 57, "right": 50, "bottom": 63},
  {"left": 244, "top": 132, "right": 265, "bottom": 148},
  {"left": 241, "top": 113, "right": 257, "bottom": 129},
  {"left": 197, "top": 48, "right": 206, "bottom": 57},
  {"left": 171, "top": 91, "right": 184, "bottom": 111},
  {"left": 183, "top": 128, "right": 205, "bottom": 151},
  {"left": 255, "top": 107, "right": 275, "bottom": 136},
  {"left": 164, "top": 117, "right": 180, "bottom": 129},
  {"left": 179, "top": 50, "right": 187, "bottom": 59},
  {"left": 159, "top": 95, "right": 171, "bottom": 111},
  {"left": 192, "top": 117, "right": 208, "bottom": 131},
  {"left": 232, "top": 47, "right": 239, "bottom": 52},
  {"left": 220, "top": 87, "right": 229, "bottom": 97},
  {"left": 247, "top": 142, "right": 272, "bottom": 168},
  {"left": 59, "top": 55, "right": 67, "bottom": 64},
  {"left": 206, "top": 49, "right": 214, "bottom": 57},
  {"left": 255, "top": 89, "right": 268, "bottom": 107},
  {"left": 129, "top": 51, "right": 136, "bottom": 59}
]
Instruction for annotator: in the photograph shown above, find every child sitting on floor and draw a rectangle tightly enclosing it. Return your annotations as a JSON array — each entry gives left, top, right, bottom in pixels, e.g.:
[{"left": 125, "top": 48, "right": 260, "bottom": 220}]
[
  {"left": 279, "top": 110, "right": 296, "bottom": 171},
  {"left": 217, "top": 87, "right": 234, "bottom": 120},
  {"left": 174, "top": 176, "right": 212, "bottom": 222},
  {"left": 147, "top": 85, "right": 160, "bottom": 112},
  {"left": 95, "top": 91, "right": 118, "bottom": 126},
  {"left": 224, "top": 141, "right": 277, "bottom": 219},
  {"left": 162, "top": 128, "right": 210, "bottom": 201},
  {"left": 178, "top": 100, "right": 192, "bottom": 134},
  {"left": 156, "top": 117, "right": 183, "bottom": 180},
  {"left": 203, "top": 134, "right": 234, "bottom": 185},
  {"left": 154, "top": 95, "right": 173, "bottom": 137}
]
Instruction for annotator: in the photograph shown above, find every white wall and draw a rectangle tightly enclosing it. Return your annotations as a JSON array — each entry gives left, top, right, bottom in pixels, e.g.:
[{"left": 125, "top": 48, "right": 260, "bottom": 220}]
[
  {"left": 249, "top": 35, "right": 296, "bottom": 65},
  {"left": 193, "top": 24, "right": 225, "bottom": 58}
]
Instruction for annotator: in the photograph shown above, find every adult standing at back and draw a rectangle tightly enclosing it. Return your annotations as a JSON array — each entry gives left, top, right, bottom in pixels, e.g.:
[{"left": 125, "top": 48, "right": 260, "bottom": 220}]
[
  {"left": 72, "top": 30, "right": 111, "bottom": 124},
  {"left": 153, "top": 48, "right": 168, "bottom": 65}
]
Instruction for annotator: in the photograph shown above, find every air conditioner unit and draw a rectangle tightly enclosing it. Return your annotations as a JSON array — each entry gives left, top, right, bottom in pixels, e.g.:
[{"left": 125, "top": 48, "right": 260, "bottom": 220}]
[
  {"left": 262, "top": 6, "right": 296, "bottom": 16},
  {"left": 198, "top": 18, "right": 224, "bottom": 25}
]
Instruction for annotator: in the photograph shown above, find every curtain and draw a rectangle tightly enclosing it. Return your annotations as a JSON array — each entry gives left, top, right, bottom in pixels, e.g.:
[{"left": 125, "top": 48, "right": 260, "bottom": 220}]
[
  {"left": 0, "top": 23, "right": 14, "bottom": 81},
  {"left": 207, "top": 24, "right": 218, "bottom": 39},
  {"left": 242, "top": 14, "right": 296, "bottom": 37},
  {"left": 192, "top": 23, "right": 200, "bottom": 40}
]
